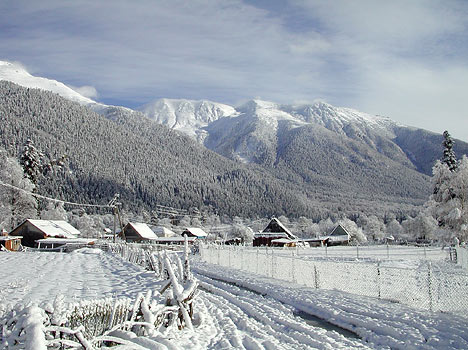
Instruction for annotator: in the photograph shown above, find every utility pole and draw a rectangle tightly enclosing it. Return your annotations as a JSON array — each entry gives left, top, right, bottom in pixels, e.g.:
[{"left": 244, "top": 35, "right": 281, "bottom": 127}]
[{"left": 108, "top": 193, "right": 123, "bottom": 243}]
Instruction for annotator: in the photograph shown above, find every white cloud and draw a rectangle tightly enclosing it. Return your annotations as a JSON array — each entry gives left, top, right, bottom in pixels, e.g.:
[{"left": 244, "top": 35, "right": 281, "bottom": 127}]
[
  {"left": 69, "top": 85, "right": 98, "bottom": 99},
  {"left": 1, "top": 0, "right": 467, "bottom": 141}
]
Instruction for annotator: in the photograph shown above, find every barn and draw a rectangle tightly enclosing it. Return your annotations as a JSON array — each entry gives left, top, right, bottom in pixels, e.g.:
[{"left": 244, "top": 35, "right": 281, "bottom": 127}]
[
  {"left": 253, "top": 218, "right": 297, "bottom": 247},
  {"left": 122, "top": 222, "right": 158, "bottom": 242},
  {"left": 9, "top": 219, "right": 80, "bottom": 248}
]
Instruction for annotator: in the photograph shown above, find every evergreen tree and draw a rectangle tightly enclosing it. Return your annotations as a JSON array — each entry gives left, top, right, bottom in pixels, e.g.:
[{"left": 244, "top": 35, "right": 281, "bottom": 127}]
[
  {"left": 442, "top": 130, "right": 458, "bottom": 172},
  {"left": 20, "top": 139, "right": 42, "bottom": 186}
]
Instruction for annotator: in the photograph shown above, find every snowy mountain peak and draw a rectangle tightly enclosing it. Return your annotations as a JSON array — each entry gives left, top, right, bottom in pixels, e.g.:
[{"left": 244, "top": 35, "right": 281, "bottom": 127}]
[
  {"left": 0, "top": 60, "right": 96, "bottom": 105},
  {"left": 138, "top": 98, "right": 237, "bottom": 140}
]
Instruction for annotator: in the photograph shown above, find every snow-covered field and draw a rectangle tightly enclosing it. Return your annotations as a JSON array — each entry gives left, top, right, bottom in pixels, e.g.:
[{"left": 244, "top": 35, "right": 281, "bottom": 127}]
[{"left": 1, "top": 248, "right": 467, "bottom": 349}]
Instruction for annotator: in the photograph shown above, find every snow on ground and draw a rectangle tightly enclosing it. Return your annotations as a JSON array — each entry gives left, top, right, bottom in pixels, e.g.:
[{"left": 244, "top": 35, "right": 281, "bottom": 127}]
[{"left": 1, "top": 249, "right": 467, "bottom": 349}]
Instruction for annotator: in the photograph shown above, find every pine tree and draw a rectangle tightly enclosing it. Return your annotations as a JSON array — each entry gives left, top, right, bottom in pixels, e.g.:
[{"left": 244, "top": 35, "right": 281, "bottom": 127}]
[
  {"left": 20, "top": 139, "right": 42, "bottom": 186},
  {"left": 442, "top": 130, "right": 458, "bottom": 172}
]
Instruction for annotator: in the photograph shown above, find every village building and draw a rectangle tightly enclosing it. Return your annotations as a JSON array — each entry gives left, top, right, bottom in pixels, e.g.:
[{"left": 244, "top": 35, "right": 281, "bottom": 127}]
[
  {"left": 322, "top": 224, "right": 350, "bottom": 246},
  {"left": 253, "top": 218, "right": 297, "bottom": 247},
  {"left": 122, "top": 222, "right": 158, "bottom": 242},
  {"left": 0, "top": 236, "right": 22, "bottom": 251},
  {"left": 181, "top": 227, "right": 208, "bottom": 239},
  {"left": 9, "top": 219, "right": 80, "bottom": 248}
]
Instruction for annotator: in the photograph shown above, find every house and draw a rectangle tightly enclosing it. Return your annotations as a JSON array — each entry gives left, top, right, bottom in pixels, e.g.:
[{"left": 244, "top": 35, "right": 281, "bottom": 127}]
[
  {"left": 122, "top": 222, "right": 158, "bottom": 242},
  {"left": 181, "top": 227, "right": 207, "bottom": 239},
  {"left": 9, "top": 219, "right": 80, "bottom": 248},
  {"left": 322, "top": 224, "right": 350, "bottom": 246},
  {"left": 0, "top": 236, "right": 22, "bottom": 251},
  {"left": 152, "top": 226, "right": 176, "bottom": 237},
  {"left": 253, "top": 218, "right": 297, "bottom": 247}
]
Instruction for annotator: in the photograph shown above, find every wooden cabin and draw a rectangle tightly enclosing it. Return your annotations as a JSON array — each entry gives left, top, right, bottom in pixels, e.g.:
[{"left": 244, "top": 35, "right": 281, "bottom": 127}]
[
  {"left": 122, "top": 222, "right": 158, "bottom": 243},
  {"left": 9, "top": 219, "right": 80, "bottom": 248},
  {"left": 253, "top": 218, "right": 297, "bottom": 247}
]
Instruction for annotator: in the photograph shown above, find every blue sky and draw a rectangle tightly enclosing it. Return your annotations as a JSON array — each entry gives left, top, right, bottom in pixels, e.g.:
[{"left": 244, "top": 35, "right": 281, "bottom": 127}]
[{"left": 1, "top": 0, "right": 468, "bottom": 141}]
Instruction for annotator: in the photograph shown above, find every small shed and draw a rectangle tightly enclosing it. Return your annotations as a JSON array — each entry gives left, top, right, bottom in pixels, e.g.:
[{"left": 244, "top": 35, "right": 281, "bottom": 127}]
[
  {"left": 253, "top": 218, "right": 297, "bottom": 247},
  {"left": 122, "top": 222, "right": 158, "bottom": 242},
  {"left": 181, "top": 227, "right": 207, "bottom": 239},
  {"left": 0, "top": 236, "right": 22, "bottom": 251},
  {"left": 9, "top": 219, "right": 80, "bottom": 248},
  {"left": 322, "top": 224, "right": 350, "bottom": 246}
]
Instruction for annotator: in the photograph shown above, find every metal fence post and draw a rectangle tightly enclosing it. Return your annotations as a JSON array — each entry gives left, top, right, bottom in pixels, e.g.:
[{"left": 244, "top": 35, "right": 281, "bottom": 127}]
[
  {"left": 271, "top": 249, "right": 275, "bottom": 278},
  {"left": 256, "top": 248, "right": 259, "bottom": 274},
  {"left": 428, "top": 261, "right": 434, "bottom": 312},
  {"left": 376, "top": 260, "right": 381, "bottom": 299},
  {"left": 314, "top": 265, "right": 320, "bottom": 289},
  {"left": 356, "top": 244, "right": 359, "bottom": 259},
  {"left": 291, "top": 249, "right": 295, "bottom": 283}
]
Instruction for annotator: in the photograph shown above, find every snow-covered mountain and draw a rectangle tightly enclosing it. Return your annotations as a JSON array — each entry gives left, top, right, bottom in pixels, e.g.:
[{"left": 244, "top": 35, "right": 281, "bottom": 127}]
[
  {"left": 138, "top": 98, "right": 237, "bottom": 142},
  {"left": 0, "top": 61, "right": 97, "bottom": 105}
]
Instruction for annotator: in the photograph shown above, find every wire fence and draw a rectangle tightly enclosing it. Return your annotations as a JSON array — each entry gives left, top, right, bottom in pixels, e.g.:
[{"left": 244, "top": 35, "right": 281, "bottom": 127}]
[
  {"left": 200, "top": 245, "right": 468, "bottom": 316},
  {"left": 456, "top": 247, "right": 468, "bottom": 269}
]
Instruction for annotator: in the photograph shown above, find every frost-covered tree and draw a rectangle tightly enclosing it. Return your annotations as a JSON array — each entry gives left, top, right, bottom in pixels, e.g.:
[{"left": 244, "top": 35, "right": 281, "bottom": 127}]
[
  {"left": 427, "top": 155, "right": 468, "bottom": 242},
  {"left": 385, "top": 218, "right": 404, "bottom": 241},
  {"left": 231, "top": 224, "right": 254, "bottom": 244},
  {"left": 363, "top": 215, "right": 385, "bottom": 241},
  {"left": 336, "top": 218, "right": 367, "bottom": 243},
  {"left": 0, "top": 149, "right": 37, "bottom": 230},
  {"left": 20, "top": 139, "right": 42, "bottom": 186},
  {"left": 402, "top": 213, "right": 438, "bottom": 242},
  {"left": 40, "top": 201, "right": 68, "bottom": 221},
  {"left": 442, "top": 130, "right": 458, "bottom": 172}
]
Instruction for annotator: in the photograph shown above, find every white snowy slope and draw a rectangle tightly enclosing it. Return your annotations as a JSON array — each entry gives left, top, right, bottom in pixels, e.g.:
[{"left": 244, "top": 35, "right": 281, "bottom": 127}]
[
  {"left": 138, "top": 98, "right": 238, "bottom": 141},
  {"left": 0, "top": 61, "right": 97, "bottom": 105}
]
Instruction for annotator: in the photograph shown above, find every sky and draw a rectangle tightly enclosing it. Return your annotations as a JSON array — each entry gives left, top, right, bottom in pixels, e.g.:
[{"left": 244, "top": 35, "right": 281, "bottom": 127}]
[{"left": 1, "top": 0, "right": 467, "bottom": 141}]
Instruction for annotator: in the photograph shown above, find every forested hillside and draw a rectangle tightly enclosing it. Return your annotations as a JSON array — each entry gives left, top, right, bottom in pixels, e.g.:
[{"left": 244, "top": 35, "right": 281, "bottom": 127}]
[{"left": 0, "top": 81, "right": 429, "bottom": 218}]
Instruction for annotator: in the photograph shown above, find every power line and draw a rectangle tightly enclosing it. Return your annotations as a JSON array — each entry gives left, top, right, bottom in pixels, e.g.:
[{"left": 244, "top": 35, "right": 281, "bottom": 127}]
[{"left": 0, "top": 180, "right": 112, "bottom": 209}]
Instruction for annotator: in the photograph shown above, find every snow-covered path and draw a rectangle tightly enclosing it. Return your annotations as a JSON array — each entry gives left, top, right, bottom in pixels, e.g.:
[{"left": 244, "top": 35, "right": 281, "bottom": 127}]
[
  {"left": 193, "top": 260, "right": 468, "bottom": 350},
  {"left": 1, "top": 249, "right": 467, "bottom": 349},
  {"left": 193, "top": 273, "right": 369, "bottom": 349}
]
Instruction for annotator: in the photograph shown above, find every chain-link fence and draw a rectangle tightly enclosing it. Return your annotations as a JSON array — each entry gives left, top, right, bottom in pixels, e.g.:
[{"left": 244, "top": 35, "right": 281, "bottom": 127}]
[
  {"left": 456, "top": 247, "right": 468, "bottom": 269},
  {"left": 200, "top": 245, "right": 468, "bottom": 316}
]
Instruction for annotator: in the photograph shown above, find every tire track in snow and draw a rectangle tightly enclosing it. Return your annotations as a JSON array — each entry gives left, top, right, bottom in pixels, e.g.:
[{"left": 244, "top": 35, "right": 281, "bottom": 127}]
[{"left": 195, "top": 272, "right": 370, "bottom": 350}]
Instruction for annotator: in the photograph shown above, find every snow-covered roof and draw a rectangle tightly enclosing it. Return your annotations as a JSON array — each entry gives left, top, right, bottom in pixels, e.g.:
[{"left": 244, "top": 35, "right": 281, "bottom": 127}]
[
  {"left": 321, "top": 225, "right": 350, "bottom": 242},
  {"left": 0, "top": 236, "right": 22, "bottom": 241},
  {"left": 271, "top": 238, "right": 297, "bottom": 244},
  {"left": 183, "top": 227, "right": 208, "bottom": 238},
  {"left": 127, "top": 222, "right": 158, "bottom": 240},
  {"left": 152, "top": 226, "right": 176, "bottom": 237},
  {"left": 260, "top": 218, "right": 297, "bottom": 240},
  {"left": 27, "top": 219, "right": 80, "bottom": 238}
]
